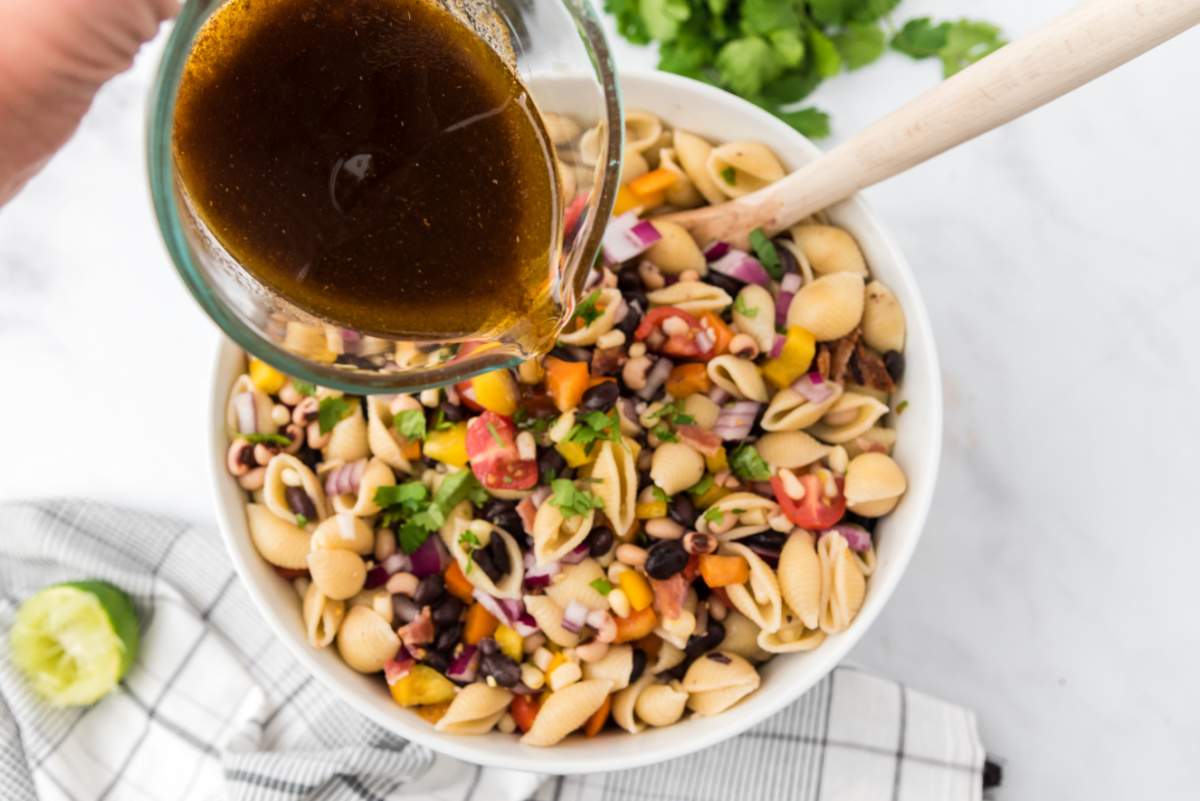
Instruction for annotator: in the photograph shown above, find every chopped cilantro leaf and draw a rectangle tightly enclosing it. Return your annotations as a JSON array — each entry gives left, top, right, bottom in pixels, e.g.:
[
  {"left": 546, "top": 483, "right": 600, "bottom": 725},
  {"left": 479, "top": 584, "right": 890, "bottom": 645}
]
[
  {"left": 651, "top": 487, "right": 670, "bottom": 504},
  {"left": 244, "top": 433, "right": 291, "bottom": 447},
  {"left": 295, "top": 514, "right": 309, "bottom": 527},
  {"left": 704, "top": 507, "right": 725, "bottom": 524},
  {"left": 549, "top": 479, "right": 605, "bottom": 518},
  {"left": 317, "top": 396, "right": 355, "bottom": 434},
  {"left": 732, "top": 294, "right": 758, "bottom": 318},
  {"left": 567, "top": 408, "right": 622, "bottom": 454},
  {"left": 689, "top": 474, "right": 715, "bottom": 497},
  {"left": 292, "top": 380, "right": 316, "bottom": 397},
  {"left": 651, "top": 424, "right": 679, "bottom": 443},
  {"left": 432, "top": 408, "right": 454, "bottom": 431},
  {"left": 572, "top": 290, "right": 604, "bottom": 328},
  {"left": 485, "top": 421, "right": 505, "bottom": 448},
  {"left": 459, "top": 530, "right": 481, "bottom": 550},
  {"left": 896, "top": 400, "right": 909, "bottom": 415},
  {"left": 748, "top": 228, "right": 783, "bottom": 281},
  {"left": 590, "top": 578, "right": 614, "bottom": 596},
  {"left": 720, "top": 166, "right": 737, "bottom": 185},
  {"left": 375, "top": 482, "right": 429, "bottom": 513},
  {"left": 393, "top": 409, "right": 426, "bottom": 440},
  {"left": 376, "top": 472, "right": 484, "bottom": 554},
  {"left": 434, "top": 470, "right": 488, "bottom": 510},
  {"left": 515, "top": 408, "right": 552, "bottom": 434},
  {"left": 730, "top": 443, "right": 772, "bottom": 481}
]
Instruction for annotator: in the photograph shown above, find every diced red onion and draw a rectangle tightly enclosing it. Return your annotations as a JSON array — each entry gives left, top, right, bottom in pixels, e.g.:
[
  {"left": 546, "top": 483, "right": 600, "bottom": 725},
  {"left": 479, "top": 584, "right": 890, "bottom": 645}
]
[
  {"left": 324, "top": 459, "right": 366, "bottom": 497},
  {"left": 769, "top": 335, "right": 786, "bottom": 359},
  {"left": 638, "top": 357, "right": 674, "bottom": 401},
  {"left": 776, "top": 273, "right": 802, "bottom": 327},
  {"left": 382, "top": 553, "right": 410, "bottom": 575},
  {"left": 234, "top": 392, "right": 257, "bottom": 434},
  {"left": 524, "top": 551, "right": 561, "bottom": 580},
  {"left": 384, "top": 650, "right": 414, "bottom": 686},
  {"left": 829, "top": 524, "right": 873, "bottom": 553},
  {"left": 703, "top": 241, "right": 731, "bottom": 262},
  {"left": 523, "top": 573, "right": 553, "bottom": 590},
  {"left": 602, "top": 213, "right": 662, "bottom": 264},
  {"left": 709, "top": 249, "right": 771, "bottom": 286},
  {"left": 473, "top": 590, "right": 525, "bottom": 629},
  {"left": 707, "top": 385, "right": 731, "bottom": 405},
  {"left": 561, "top": 542, "right": 590, "bottom": 565},
  {"left": 447, "top": 645, "right": 480, "bottom": 684},
  {"left": 792, "top": 373, "right": 835, "bottom": 404},
  {"left": 585, "top": 609, "right": 610, "bottom": 629},
  {"left": 561, "top": 601, "right": 589, "bottom": 634},
  {"left": 410, "top": 536, "right": 448, "bottom": 578},
  {"left": 513, "top": 613, "right": 539, "bottom": 638},
  {"left": 364, "top": 566, "right": 389, "bottom": 590},
  {"left": 713, "top": 402, "right": 761, "bottom": 441}
]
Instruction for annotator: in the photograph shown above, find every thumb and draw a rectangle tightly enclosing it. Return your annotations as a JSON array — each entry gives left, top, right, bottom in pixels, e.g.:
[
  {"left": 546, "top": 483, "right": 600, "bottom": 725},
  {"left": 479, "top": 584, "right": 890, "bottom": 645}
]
[{"left": 0, "top": 0, "right": 178, "bottom": 204}]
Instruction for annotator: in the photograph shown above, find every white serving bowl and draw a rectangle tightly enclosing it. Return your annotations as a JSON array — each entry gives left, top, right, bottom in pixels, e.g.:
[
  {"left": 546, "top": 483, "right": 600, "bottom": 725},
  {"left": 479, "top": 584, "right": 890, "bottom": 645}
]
[{"left": 209, "top": 69, "right": 942, "bottom": 775}]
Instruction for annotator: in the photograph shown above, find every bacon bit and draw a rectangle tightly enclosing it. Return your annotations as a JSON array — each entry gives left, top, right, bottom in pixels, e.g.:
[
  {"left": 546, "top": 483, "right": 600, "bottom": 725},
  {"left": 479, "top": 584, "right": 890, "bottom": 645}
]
[
  {"left": 676, "top": 424, "right": 722, "bottom": 456},
  {"left": 383, "top": 656, "right": 414, "bottom": 686},
  {"left": 814, "top": 346, "right": 832, "bottom": 379},
  {"left": 649, "top": 574, "right": 688, "bottom": 620},
  {"left": 591, "top": 346, "right": 626, "bottom": 376},
  {"left": 829, "top": 328, "right": 862, "bottom": 384},
  {"left": 397, "top": 607, "right": 434, "bottom": 651},
  {"left": 851, "top": 342, "right": 896, "bottom": 393}
]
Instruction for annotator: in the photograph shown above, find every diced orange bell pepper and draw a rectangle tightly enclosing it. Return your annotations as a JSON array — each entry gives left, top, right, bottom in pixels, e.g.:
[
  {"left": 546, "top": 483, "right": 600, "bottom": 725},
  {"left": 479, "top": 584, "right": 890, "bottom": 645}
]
[
  {"left": 613, "top": 605, "right": 658, "bottom": 643},
  {"left": 699, "top": 312, "right": 735, "bottom": 356},
  {"left": 629, "top": 168, "right": 678, "bottom": 199},
  {"left": 612, "top": 185, "right": 641, "bottom": 216},
  {"left": 463, "top": 602, "right": 499, "bottom": 645},
  {"left": 545, "top": 357, "right": 590, "bottom": 413},
  {"left": 584, "top": 694, "right": 612, "bottom": 737},
  {"left": 665, "top": 363, "right": 711, "bottom": 399},
  {"left": 698, "top": 554, "right": 750, "bottom": 588},
  {"left": 414, "top": 702, "right": 451, "bottom": 724},
  {"left": 635, "top": 633, "right": 662, "bottom": 659},
  {"left": 401, "top": 439, "right": 422, "bottom": 460},
  {"left": 444, "top": 561, "right": 476, "bottom": 603}
]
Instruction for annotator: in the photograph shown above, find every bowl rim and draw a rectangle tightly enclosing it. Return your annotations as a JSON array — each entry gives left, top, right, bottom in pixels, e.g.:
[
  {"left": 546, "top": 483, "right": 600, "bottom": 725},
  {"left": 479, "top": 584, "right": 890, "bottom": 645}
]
[{"left": 208, "top": 67, "right": 943, "bottom": 775}]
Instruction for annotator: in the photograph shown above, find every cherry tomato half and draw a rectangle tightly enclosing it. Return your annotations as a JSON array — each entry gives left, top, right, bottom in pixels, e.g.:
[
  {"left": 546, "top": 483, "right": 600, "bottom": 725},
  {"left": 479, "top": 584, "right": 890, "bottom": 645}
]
[
  {"left": 634, "top": 307, "right": 716, "bottom": 361},
  {"left": 510, "top": 693, "right": 540, "bottom": 733},
  {"left": 466, "top": 411, "right": 538, "bottom": 491},
  {"left": 771, "top": 473, "right": 847, "bottom": 531}
]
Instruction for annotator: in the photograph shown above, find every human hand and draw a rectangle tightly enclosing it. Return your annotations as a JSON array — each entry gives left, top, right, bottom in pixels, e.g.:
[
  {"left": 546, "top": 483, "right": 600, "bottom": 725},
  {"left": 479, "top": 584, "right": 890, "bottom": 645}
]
[{"left": 0, "top": 0, "right": 177, "bottom": 205}]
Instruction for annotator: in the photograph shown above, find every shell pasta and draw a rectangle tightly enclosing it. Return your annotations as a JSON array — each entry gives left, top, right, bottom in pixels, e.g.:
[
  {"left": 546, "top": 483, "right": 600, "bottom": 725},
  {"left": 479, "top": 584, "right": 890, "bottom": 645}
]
[{"left": 223, "top": 109, "right": 909, "bottom": 746}]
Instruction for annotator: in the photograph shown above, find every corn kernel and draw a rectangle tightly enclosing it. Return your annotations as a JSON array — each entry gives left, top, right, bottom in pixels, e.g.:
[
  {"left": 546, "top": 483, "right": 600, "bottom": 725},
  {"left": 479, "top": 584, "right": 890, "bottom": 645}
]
[
  {"left": 494, "top": 625, "right": 524, "bottom": 662},
  {"left": 249, "top": 358, "right": 286, "bottom": 394},
  {"left": 547, "top": 660, "right": 582, "bottom": 691},
  {"left": 545, "top": 651, "right": 568, "bottom": 677},
  {"left": 619, "top": 571, "right": 653, "bottom": 612}
]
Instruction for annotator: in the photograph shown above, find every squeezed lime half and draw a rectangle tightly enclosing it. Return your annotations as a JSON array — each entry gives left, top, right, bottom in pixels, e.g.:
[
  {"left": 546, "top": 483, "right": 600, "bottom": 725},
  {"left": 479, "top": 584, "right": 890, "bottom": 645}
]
[{"left": 10, "top": 581, "right": 140, "bottom": 707}]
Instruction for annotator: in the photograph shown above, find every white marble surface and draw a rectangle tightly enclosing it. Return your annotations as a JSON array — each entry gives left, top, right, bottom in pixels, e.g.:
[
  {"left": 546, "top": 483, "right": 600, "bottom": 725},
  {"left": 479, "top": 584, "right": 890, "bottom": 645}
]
[{"left": 1, "top": 0, "right": 1198, "bottom": 797}]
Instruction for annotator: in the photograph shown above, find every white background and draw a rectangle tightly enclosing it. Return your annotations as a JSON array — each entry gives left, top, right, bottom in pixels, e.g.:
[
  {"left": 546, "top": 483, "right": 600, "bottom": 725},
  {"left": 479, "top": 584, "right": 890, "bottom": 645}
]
[{"left": 2, "top": 0, "right": 1198, "bottom": 797}]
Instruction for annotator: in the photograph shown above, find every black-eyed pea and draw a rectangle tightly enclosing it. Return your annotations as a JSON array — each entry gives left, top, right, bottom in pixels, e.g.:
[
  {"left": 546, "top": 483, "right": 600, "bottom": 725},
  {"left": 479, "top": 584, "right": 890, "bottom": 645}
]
[
  {"left": 616, "top": 544, "right": 648, "bottom": 568},
  {"left": 374, "top": 528, "right": 396, "bottom": 562},
  {"left": 239, "top": 467, "right": 266, "bottom": 491},
  {"left": 278, "top": 381, "right": 303, "bottom": 406},
  {"left": 418, "top": 388, "right": 440, "bottom": 408},
  {"left": 271, "top": 404, "right": 291, "bottom": 427},
  {"left": 683, "top": 531, "right": 717, "bottom": 556},
  {"left": 622, "top": 355, "right": 653, "bottom": 392},
  {"left": 282, "top": 423, "right": 304, "bottom": 454},
  {"left": 597, "top": 329, "right": 626, "bottom": 350},
  {"left": 728, "top": 334, "right": 759, "bottom": 360},
  {"left": 386, "top": 571, "right": 419, "bottom": 596},
  {"left": 292, "top": 396, "right": 319, "bottom": 426},
  {"left": 253, "top": 442, "right": 278, "bottom": 466},
  {"left": 638, "top": 260, "right": 665, "bottom": 290},
  {"left": 227, "top": 439, "right": 254, "bottom": 477},
  {"left": 306, "top": 421, "right": 330, "bottom": 449},
  {"left": 645, "top": 517, "right": 685, "bottom": 540}
]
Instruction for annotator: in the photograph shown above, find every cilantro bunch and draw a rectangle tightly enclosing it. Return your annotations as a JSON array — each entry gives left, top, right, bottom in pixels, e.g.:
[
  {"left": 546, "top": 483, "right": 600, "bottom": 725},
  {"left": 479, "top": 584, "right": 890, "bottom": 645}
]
[{"left": 604, "top": 0, "right": 1005, "bottom": 138}]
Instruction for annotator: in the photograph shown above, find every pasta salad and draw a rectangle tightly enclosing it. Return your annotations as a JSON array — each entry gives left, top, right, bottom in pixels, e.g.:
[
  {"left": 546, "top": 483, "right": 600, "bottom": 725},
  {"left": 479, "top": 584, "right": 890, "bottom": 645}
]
[{"left": 224, "top": 110, "right": 909, "bottom": 746}]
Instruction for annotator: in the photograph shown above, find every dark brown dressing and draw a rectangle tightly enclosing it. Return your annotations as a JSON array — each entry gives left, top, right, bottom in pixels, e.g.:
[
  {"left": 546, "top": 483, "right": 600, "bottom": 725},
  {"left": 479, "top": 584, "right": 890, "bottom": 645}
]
[{"left": 173, "top": 0, "right": 557, "bottom": 338}]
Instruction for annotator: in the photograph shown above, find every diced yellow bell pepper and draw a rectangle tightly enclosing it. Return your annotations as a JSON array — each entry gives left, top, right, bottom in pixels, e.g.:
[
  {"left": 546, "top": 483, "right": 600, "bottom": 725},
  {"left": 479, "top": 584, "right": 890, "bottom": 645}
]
[
  {"left": 545, "top": 652, "right": 568, "bottom": 677},
  {"left": 619, "top": 571, "right": 653, "bottom": 612},
  {"left": 612, "top": 186, "right": 641, "bottom": 216},
  {"left": 705, "top": 447, "right": 728, "bottom": 474},
  {"left": 414, "top": 702, "right": 451, "bottom": 724},
  {"left": 389, "top": 665, "right": 457, "bottom": 707},
  {"left": 494, "top": 625, "right": 524, "bottom": 662},
  {"left": 555, "top": 440, "right": 595, "bottom": 468},
  {"left": 761, "top": 326, "right": 817, "bottom": 388},
  {"left": 424, "top": 422, "right": 469, "bottom": 468},
  {"left": 635, "top": 500, "right": 667, "bottom": 520},
  {"left": 471, "top": 370, "right": 519, "bottom": 416},
  {"left": 248, "top": 358, "right": 286, "bottom": 395}
]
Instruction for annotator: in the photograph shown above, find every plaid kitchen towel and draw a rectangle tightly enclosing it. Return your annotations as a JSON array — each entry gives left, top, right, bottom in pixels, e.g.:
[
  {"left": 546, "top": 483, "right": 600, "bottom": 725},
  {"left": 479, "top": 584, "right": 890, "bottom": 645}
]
[{"left": 0, "top": 500, "right": 988, "bottom": 801}]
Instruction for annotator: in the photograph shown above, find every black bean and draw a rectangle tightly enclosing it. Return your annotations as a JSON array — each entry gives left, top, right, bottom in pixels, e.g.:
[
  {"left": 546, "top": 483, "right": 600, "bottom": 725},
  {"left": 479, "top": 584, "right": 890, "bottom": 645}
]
[
  {"left": 284, "top": 487, "right": 317, "bottom": 520},
  {"left": 423, "top": 650, "right": 451, "bottom": 673},
  {"left": 488, "top": 534, "right": 510, "bottom": 577},
  {"left": 629, "top": 648, "right": 648, "bottom": 683},
  {"left": 296, "top": 445, "right": 322, "bottom": 470},
  {"left": 685, "top": 618, "right": 726, "bottom": 658},
  {"left": 580, "top": 381, "right": 620, "bottom": 412},
  {"left": 434, "top": 624, "right": 461, "bottom": 653},
  {"left": 472, "top": 547, "right": 502, "bottom": 584},
  {"left": 669, "top": 494, "right": 697, "bottom": 528},
  {"left": 477, "top": 637, "right": 499, "bottom": 656},
  {"left": 586, "top": 526, "right": 615, "bottom": 558},
  {"left": 237, "top": 445, "right": 256, "bottom": 467},
  {"left": 661, "top": 657, "right": 693, "bottom": 681},
  {"left": 537, "top": 447, "right": 566, "bottom": 480},
  {"left": 480, "top": 652, "right": 521, "bottom": 687},
  {"left": 438, "top": 400, "right": 467, "bottom": 423},
  {"left": 549, "top": 345, "right": 589, "bottom": 363},
  {"left": 431, "top": 596, "right": 463, "bottom": 628},
  {"left": 704, "top": 271, "right": 742, "bottom": 296},
  {"left": 482, "top": 498, "right": 522, "bottom": 532},
  {"left": 617, "top": 268, "right": 643, "bottom": 292},
  {"left": 644, "top": 540, "right": 689, "bottom": 580},
  {"left": 741, "top": 531, "right": 787, "bottom": 551},
  {"left": 844, "top": 511, "right": 877, "bottom": 533},
  {"left": 774, "top": 237, "right": 798, "bottom": 274},
  {"left": 393, "top": 594, "right": 420, "bottom": 624},
  {"left": 693, "top": 581, "right": 711, "bottom": 601},
  {"left": 412, "top": 574, "right": 444, "bottom": 606},
  {"left": 884, "top": 350, "right": 906, "bottom": 382}
]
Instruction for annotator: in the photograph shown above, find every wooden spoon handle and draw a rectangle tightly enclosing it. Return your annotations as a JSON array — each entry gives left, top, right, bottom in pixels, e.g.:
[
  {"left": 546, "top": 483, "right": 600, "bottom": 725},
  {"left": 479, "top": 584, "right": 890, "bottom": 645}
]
[{"left": 662, "top": 0, "right": 1200, "bottom": 247}]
